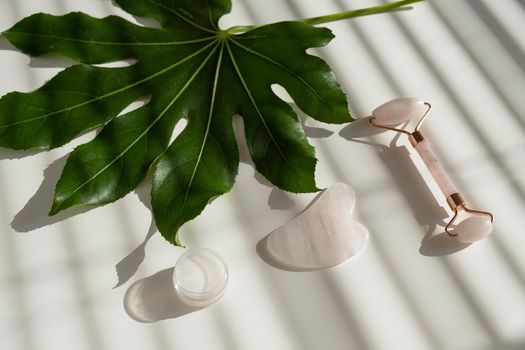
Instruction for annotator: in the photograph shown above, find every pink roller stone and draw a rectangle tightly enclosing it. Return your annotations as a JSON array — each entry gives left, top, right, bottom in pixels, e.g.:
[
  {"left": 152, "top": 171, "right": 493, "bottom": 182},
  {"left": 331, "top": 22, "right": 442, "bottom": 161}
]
[
  {"left": 453, "top": 216, "right": 493, "bottom": 243},
  {"left": 414, "top": 139, "right": 457, "bottom": 197},
  {"left": 372, "top": 97, "right": 427, "bottom": 126}
]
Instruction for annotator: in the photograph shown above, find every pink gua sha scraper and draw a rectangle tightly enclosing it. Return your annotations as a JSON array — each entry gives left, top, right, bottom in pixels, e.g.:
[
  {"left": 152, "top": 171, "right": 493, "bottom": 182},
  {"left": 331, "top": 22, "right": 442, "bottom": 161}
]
[
  {"left": 265, "top": 183, "right": 369, "bottom": 271},
  {"left": 369, "top": 98, "right": 494, "bottom": 243}
]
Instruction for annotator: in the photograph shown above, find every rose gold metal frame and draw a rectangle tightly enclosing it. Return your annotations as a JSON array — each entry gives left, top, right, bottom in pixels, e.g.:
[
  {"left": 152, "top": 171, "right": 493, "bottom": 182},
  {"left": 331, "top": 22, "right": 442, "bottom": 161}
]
[
  {"left": 445, "top": 206, "right": 494, "bottom": 237},
  {"left": 368, "top": 102, "right": 431, "bottom": 135}
]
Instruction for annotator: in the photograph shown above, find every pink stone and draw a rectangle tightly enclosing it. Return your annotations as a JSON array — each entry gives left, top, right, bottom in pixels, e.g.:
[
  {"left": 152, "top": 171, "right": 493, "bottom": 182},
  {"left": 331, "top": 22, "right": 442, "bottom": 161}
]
[
  {"left": 414, "top": 139, "right": 457, "bottom": 197},
  {"left": 453, "top": 216, "right": 493, "bottom": 243},
  {"left": 372, "top": 97, "right": 427, "bottom": 126},
  {"left": 265, "top": 183, "right": 369, "bottom": 270}
]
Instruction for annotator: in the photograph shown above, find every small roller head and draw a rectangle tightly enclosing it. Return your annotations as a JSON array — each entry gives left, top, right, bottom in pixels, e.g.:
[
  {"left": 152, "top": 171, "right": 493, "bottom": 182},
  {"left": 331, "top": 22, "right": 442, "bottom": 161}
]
[
  {"left": 452, "top": 215, "right": 493, "bottom": 243},
  {"left": 372, "top": 97, "right": 427, "bottom": 126}
]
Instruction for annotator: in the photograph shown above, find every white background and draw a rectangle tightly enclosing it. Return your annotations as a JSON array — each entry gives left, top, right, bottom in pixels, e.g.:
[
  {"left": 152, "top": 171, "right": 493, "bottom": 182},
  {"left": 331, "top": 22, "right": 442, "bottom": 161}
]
[{"left": 1, "top": 1, "right": 524, "bottom": 349}]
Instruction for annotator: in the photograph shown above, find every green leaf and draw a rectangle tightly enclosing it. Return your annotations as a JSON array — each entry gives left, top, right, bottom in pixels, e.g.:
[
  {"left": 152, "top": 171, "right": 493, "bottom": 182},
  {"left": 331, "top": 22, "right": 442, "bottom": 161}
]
[{"left": 1, "top": 0, "right": 351, "bottom": 245}]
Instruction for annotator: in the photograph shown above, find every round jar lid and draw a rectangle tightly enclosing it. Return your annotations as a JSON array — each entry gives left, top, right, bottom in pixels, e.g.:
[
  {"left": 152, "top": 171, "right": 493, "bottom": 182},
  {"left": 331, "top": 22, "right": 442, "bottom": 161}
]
[{"left": 173, "top": 248, "right": 228, "bottom": 307}]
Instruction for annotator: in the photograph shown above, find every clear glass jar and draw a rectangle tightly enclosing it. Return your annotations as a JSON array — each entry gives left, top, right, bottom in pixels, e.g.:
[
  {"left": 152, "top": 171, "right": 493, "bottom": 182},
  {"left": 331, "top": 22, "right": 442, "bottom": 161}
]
[{"left": 173, "top": 248, "right": 228, "bottom": 307}]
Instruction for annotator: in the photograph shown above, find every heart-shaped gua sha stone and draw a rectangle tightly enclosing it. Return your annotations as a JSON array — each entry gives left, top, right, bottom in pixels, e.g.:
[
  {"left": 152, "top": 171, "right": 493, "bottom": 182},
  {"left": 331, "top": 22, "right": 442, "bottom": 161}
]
[{"left": 265, "top": 183, "right": 369, "bottom": 271}]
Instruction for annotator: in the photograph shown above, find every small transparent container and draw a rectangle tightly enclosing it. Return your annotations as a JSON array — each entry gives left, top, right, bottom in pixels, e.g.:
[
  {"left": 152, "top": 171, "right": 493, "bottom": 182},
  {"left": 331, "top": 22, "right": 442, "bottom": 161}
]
[{"left": 173, "top": 248, "right": 228, "bottom": 307}]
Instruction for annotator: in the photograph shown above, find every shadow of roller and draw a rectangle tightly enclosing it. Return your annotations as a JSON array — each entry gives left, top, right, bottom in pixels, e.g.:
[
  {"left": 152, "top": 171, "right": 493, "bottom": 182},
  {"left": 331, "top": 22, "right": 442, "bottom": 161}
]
[{"left": 376, "top": 146, "right": 471, "bottom": 256}]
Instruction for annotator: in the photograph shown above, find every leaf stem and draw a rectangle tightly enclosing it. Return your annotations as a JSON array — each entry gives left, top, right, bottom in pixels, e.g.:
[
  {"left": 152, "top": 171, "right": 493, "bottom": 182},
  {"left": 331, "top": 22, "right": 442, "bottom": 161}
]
[
  {"left": 302, "top": 0, "right": 424, "bottom": 26},
  {"left": 227, "top": 0, "right": 424, "bottom": 34}
]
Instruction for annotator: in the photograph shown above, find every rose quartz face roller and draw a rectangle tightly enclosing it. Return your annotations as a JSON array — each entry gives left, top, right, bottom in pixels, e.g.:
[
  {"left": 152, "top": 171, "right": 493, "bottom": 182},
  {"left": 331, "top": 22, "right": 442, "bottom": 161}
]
[{"left": 369, "top": 98, "right": 494, "bottom": 243}]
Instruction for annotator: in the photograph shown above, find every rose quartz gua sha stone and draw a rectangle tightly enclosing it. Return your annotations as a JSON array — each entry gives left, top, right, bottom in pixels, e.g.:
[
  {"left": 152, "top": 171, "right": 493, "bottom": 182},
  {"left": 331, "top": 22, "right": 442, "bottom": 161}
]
[
  {"left": 370, "top": 98, "right": 494, "bottom": 243},
  {"left": 265, "top": 183, "right": 369, "bottom": 271}
]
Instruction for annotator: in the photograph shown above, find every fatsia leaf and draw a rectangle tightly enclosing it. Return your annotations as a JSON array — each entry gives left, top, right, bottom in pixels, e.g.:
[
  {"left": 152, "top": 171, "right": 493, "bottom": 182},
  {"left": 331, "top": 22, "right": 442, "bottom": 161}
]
[{"left": 0, "top": 0, "right": 351, "bottom": 245}]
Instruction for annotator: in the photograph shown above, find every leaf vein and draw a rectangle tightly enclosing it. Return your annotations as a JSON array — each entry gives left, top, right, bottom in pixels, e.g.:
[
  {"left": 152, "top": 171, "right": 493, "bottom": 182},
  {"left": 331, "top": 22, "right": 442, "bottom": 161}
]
[
  {"left": 226, "top": 41, "right": 295, "bottom": 174},
  {"left": 206, "top": 4, "right": 218, "bottom": 31},
  {"left": 54, "top": 42, "right": 221, "bottom": 209},
  {"left": 5, "top": 31, "right": 215, "bottom": 46},
  {"left": 175, "top": 43, "right": 225, "bottom": 223},
  {"left": 230, "top": 38, "right": 325, "bottom": 103},
  {"left": 145, "top": 0, "right": 216, "bottom": 34},
  {"left": 3, "top": 40, "right": 218, "bottom": 128}
]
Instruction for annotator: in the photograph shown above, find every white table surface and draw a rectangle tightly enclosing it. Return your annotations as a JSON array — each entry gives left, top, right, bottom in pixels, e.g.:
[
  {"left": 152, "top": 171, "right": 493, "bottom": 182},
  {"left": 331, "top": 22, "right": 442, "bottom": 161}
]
[{"left": 1, "top": 1, "right": 524, "bottom": 349}]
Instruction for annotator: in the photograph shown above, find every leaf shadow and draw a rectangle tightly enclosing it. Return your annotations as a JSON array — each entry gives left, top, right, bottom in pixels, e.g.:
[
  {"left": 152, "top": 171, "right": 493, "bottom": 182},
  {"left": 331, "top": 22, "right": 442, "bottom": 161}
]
[
  {"left": 0, "top": 36, "right": 17, "bottom": 52},
  {"left": 232, "top": 116, "right": 297, "bottom": 211},
  {"left": 11, "top": 155, "right": 93, "bottom": 233},
  {"left": 9, "top": 152, "right": 162, "bottom": 288},
  {"left": 260, "top": 104, "right": 334, "bottom": 208},
  {"left": 123, "top": 267, "right": 204, "bottom": 323},
  {"left": 292, "top": 103, "right": 334, "bottom": 139},
  {"left": 109, "top": 0, "right": 120, "bottom": 10},
  {"left": 114, "top": 179, "right": 157, "bottom": 288},
  {"left": 130, "top": 16, "right": 162, "bottom": 29},
  {"left": 110, "top": 0, "right": 161, "bottom": 28},
  {"left": 0, "top": 147, "right": 41, "bottom": 160},
  {"left": 29, "top": 54, "right": 76, "bottom": 69},
  {"left": 114, "top": 213, "right": 157, "bottom": 288}
]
